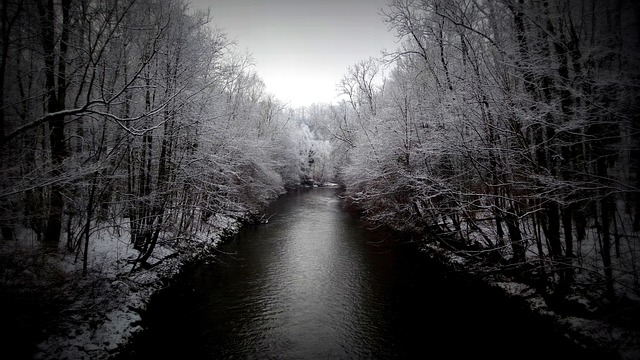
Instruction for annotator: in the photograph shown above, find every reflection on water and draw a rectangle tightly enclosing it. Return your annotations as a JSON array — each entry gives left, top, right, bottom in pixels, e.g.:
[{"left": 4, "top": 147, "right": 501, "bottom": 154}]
[
  {"left": 211, "top": 188, "right": 399, "bottom": 359},
  {"left": 123, "top": 187, "right": 599, "bottom": 360}
]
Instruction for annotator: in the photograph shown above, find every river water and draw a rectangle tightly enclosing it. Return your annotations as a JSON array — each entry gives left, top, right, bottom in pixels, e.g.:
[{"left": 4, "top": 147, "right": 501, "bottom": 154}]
[{"left": 121, "top": 187, "right": 603, "bottom": 359}]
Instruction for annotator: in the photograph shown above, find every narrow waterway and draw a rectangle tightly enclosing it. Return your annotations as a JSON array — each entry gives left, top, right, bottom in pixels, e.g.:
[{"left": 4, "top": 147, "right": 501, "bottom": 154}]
[{"left": 121, "top": 187, "right": 602, "bottom": 359}]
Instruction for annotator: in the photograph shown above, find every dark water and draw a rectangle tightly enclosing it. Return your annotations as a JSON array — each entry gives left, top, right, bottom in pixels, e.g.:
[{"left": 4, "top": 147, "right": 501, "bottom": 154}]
[{"left": 121, "top": 187, "right": 612, "bottom": 360}]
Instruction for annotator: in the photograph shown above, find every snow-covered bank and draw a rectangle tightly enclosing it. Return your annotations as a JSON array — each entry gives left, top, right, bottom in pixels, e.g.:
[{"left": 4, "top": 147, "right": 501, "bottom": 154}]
[
  {"left": 0, "top": 213, "right": 245, "bottom": 360},
  {"left": 420, "top": 242, "right": 640, "bottom": 360}
]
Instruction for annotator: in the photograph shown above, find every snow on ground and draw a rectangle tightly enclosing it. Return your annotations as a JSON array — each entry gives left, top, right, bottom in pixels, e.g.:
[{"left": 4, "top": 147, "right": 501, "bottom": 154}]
[
  {"left": 0, "top": 213, "right": 242, "bottom": 360},
  {"left": 422, "top": 237, "right": 640, "bottom": 360}
]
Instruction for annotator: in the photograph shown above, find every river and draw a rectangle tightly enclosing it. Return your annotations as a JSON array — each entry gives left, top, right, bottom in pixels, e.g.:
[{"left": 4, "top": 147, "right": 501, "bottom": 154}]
[{"left": 120, "top": 187, "right": 602, "bottom": 359}]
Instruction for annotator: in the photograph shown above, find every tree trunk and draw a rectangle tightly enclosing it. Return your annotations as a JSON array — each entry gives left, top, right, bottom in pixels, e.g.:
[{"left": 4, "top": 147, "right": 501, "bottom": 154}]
[
  {"left": 505, "top": 208, "right": 525, "bottom": 263},
  {"left": 561, "top": 205, "right": 575, "bottom": 284},
  {"left": 38, "top": 0, "right": 71, "bottom": 246},
  {"left": 598, "top": 158, "right": 616, "bottom": 300}
]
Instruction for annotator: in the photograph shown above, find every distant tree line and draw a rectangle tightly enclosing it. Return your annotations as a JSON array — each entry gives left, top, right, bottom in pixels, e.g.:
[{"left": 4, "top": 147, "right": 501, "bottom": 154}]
[
  {"left": 325, "top": 0, "right": 639, "bottom": 301},
  {"left": 0, "top": 0, "right": 311, "bottom": 271}
]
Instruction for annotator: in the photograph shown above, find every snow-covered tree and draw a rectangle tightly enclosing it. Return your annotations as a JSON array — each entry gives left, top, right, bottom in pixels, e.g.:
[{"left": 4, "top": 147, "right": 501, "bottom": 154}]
[{"left": 335, "top": 0, "right": 640, "bottom": 300}]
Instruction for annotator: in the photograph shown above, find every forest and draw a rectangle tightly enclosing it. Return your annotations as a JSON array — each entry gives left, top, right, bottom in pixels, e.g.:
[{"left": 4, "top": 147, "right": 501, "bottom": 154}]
[{"left": 0, "top": 0, "right": 639, "bottom": 358}]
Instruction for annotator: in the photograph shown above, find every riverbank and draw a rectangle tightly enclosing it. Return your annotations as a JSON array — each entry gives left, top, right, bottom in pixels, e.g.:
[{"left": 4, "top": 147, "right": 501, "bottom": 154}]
[
  {"left": 419, "top": 241, "right": 640, "bottom": 360},
  {"left": 0, "top": 212, "right": 246, "bottom": 360}
]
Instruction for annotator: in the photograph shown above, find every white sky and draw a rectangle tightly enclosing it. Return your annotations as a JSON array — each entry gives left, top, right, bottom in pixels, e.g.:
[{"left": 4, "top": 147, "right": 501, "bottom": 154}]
[{"left": 188, "top": 0, "right": 399, "bottom": 107}]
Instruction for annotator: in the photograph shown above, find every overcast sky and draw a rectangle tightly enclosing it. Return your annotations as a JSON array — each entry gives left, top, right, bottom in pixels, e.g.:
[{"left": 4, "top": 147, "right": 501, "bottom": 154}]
[{"left": 188, "top": 0, "right": 398, "bottom": 107}]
